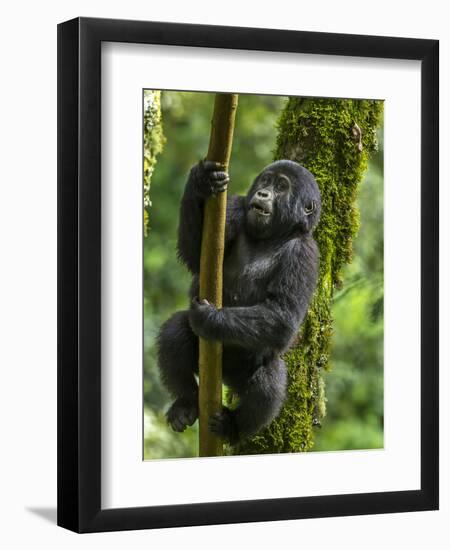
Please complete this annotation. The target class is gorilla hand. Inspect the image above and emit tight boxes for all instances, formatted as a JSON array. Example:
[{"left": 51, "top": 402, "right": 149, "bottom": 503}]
[
  {"left": 188, "top": 296, "right": 220, "bottom": 340},
  {"left": 190, "top": 160, "right": 229, "bottom": 198}
]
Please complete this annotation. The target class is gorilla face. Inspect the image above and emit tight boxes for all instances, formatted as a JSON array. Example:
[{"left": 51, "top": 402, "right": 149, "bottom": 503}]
[{"left": 245, "top": 160, "right": 321, "bottom": 240}]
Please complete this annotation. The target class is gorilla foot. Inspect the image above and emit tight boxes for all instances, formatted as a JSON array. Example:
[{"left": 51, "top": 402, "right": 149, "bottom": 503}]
[
  {"left": 166, "top": 397, "right": 198, "bottom": 433},
  {"left": 208, "top": 407, "right": 239, "bottom": 444}
]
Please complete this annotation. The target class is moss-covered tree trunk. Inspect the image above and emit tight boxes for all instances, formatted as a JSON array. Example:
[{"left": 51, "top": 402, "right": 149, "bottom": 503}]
[
  {"left": 234, "top": 97, "right": 383, "bottom": 455},
  {"left": 143, "top": 90, "right": 165, "bottom": 236}
]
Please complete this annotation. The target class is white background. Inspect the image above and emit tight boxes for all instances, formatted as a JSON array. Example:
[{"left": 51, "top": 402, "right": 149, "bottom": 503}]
[
  {"left": 0, "top": 0, "right": 448, "bottom": 548},
  {"left": 102, "top": 43, "right": 421, "bottom": 508}
]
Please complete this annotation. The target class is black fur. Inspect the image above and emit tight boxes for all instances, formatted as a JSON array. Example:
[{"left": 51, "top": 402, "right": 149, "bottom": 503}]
[{"left": 157, "top": 159, "right": 321, "bottom": 443}]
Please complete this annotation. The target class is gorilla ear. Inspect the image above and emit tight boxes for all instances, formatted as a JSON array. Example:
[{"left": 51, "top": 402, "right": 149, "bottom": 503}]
[{"left": 304, "top": 201, "right": 316, "bottom": 216}]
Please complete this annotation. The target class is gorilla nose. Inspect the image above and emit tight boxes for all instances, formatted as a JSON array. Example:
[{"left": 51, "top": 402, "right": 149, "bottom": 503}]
[{"left": 256, "top": 189, "right": 272, "bottom": 200}]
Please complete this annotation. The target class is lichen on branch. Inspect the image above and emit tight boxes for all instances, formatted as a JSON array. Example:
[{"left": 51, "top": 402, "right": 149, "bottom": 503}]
[{"left": 144, "top": 90, "right": 165, "bottom": 236}]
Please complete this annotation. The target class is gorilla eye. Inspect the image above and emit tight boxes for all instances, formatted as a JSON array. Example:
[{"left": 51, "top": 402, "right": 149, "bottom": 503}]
[
  {"left": 304, "top": 201, "right": 316, "bottom": 216},
  {"left": 275, "top": 175, "right": 290, "bottom": 192}
]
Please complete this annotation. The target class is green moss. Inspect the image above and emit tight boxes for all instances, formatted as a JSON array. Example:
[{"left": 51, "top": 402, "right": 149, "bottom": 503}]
[
  {"left": 144, "top": 90, "right": 165, "bottom": 236},
  {"left": 234, "top": 97, "right": 383, "bottom": 455}
]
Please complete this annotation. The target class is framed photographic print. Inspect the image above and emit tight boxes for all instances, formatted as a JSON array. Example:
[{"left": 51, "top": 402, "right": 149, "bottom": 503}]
[{"left": 57, "top": 17, "right": 439, "bottom": 533}]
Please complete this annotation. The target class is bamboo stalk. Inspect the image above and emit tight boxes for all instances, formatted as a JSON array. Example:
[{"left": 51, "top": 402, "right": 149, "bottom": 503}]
[{"left": 198, "top": 93, "right": 238, "bottom": 457}]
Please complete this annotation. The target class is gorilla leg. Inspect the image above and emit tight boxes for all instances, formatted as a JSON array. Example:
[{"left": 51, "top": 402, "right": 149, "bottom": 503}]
[
  {"left": 157, "top": 310, "right": 199, "bottom": 432},
  {"left": 210, "top": 358, "right": 287, "bottom": 443}
]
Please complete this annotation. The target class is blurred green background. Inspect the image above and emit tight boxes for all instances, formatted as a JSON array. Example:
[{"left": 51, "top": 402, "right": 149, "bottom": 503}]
[{"left": 143, "top": 90, "right": 384, "bottom": 459}]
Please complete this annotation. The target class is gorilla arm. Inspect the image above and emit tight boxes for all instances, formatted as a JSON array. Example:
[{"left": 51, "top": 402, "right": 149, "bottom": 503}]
[
  {"left": 189, "top": 296, "right": 295, "bottom": 352},
  {"left": 177, "top": 160, "right": 245, "bottom": 274},
  {"left": 188, "top": 238, "right": 319, "bottom": 352}
]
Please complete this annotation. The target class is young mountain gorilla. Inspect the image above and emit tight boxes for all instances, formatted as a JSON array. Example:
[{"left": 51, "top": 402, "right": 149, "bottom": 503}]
[{"left": 157, "top": 159, "right": 321, "bottom": 444}]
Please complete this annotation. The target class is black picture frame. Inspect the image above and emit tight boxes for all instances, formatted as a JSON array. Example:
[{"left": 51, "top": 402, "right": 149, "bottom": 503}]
[{"left": 57, "top": 16, "right": 439, "bottom": 533}]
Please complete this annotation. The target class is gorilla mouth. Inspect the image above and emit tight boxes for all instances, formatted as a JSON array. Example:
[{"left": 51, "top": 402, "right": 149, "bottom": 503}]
[{"left": 250, "top": 202, "right": 272, "bottom": 217}]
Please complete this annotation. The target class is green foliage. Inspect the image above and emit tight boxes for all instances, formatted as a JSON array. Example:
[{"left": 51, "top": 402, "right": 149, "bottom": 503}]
[
  {"left": 144, "top": 90, "right": 165, "bottom": 235},
  {"left": 234, "top": 98, "right": 384, "bottom": 455}
]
